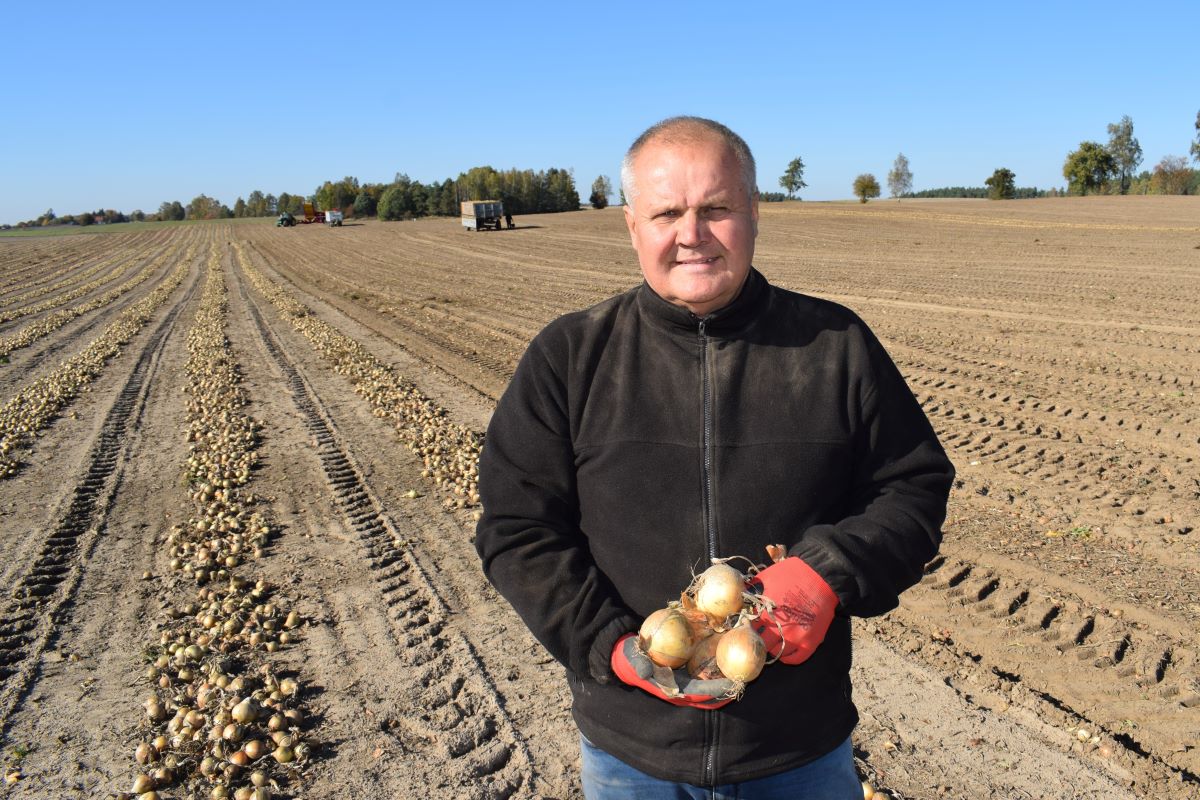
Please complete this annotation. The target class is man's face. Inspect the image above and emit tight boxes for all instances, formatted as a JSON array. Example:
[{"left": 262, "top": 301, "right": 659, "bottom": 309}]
[{"left": 624, "top": 136, "right": 758, "bottom": 317}]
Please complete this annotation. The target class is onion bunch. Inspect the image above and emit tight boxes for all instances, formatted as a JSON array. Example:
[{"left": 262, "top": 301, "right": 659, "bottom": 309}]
[{"left": 636, "top": 551, "right": 783, "bottom": 698}]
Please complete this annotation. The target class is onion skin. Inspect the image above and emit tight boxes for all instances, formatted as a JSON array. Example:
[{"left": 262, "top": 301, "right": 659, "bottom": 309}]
[
  {"left": 638, "top": 608, "right": 694, "bottom": 668},
  {"left": 686, "top": 634, "right": 723, "bottom": 679},
  {"left": 716, "top": 625, "right": 766, "bottom": 683}
]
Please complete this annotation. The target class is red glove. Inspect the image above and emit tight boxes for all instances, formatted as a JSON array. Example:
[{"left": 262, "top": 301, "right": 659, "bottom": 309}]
[
  {"left": 610, "top": 634, "right": 734, "bottom": 709},
  {"left": 748, "top": 557, "right": 838, "bottom": 665}
]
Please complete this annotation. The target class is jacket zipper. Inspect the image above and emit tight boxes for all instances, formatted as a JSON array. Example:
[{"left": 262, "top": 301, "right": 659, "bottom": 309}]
[
  {"left": 699, "top": 319, "right": 716, "bottom": 562},
  {"left": 698, "top": 317, "right": 718, "bottom": 786}
]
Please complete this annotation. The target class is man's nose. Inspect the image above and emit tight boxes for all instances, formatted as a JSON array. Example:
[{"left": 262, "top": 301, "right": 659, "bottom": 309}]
[{"left": 675, "top": 210, "right": 708, "bottom": 247}]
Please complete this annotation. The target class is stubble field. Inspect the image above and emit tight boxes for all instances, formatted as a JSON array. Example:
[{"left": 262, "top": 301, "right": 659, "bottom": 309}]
[{"left": 0, "top": 197, "right": 1197, "bottom": 799}]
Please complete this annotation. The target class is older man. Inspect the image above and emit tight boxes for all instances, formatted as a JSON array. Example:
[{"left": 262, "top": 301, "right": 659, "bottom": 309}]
[{"left": 475, "top": 116, "right": 954, "bottom": 798}]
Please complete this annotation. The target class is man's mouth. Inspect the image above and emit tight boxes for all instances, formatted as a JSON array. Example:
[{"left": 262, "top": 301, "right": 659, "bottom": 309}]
[{"left": 675, "top": 256, "right": 719, "bottom": 266}]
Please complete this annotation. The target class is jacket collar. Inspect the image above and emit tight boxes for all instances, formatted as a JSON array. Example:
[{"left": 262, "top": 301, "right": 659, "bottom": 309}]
[{"left": 636, "top": 267, "right": 769, "bottom": 336}]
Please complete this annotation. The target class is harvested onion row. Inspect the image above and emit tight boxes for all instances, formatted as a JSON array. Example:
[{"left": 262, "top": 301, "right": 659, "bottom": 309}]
[
  {"left": 0, "top": 231, "right": 165, "bottom": 319},
  {"left": 233, "top": 242, "right": 482, "bottom": 514},
  {"left": 0, "top": 251, "right": 194, "bottom": 478},
  {"left": 124, "top": 248, "right": 315, "bottom": 800},
  {"left": 0, "top": 238, "right": 185, "bottom": 359}
]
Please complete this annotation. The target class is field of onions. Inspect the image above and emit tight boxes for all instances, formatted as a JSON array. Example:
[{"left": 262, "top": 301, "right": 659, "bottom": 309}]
[{"left": 0, "top": 198, "right": 1196, "bottom": 799}]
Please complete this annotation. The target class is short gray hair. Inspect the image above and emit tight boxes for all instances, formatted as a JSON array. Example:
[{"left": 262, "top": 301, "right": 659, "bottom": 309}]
[{"left": 620, "top": 116, "right": 757, "bottom": 206}]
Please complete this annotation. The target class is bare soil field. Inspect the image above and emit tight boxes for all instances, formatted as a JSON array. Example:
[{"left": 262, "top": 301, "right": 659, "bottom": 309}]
[{"left": 0, "top": 197, "right": 1197, "bottom": 799}]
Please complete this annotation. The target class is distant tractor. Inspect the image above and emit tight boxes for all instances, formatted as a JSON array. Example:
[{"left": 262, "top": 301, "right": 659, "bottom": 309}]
[
  {"left": 461, "top": 200, "right": 504, "bottom": 231},
  {"left": 276, "top": 212, "right": 296, "bottom": 227},
  {"left": 326, "top": 210, "right": 344, "bottom": 227}
]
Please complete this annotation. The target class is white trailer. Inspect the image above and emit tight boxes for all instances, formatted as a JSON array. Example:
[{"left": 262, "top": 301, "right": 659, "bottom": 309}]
[{"left": 461, "top": 200, "right": 504, "bottom": 231}]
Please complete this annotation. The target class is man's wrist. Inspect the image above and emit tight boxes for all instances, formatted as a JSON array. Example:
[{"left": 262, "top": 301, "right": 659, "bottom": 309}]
[{"left": 588, "top": 615, "right": 641, "bottom": 684}]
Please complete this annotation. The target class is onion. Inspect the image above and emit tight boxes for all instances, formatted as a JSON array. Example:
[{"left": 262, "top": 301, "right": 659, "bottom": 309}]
[
  {"left": 715, "top": 624, "right": 766, "bottom": 683},
  {"left": 136, "top": 742, "right": 157, "bottom": 765},
  {"left": 638, "top": 608, "right": 694, "bottom": 668},
  {"left": 693, "top": 563, "right": 746, "bottom": 621},
  {"left": 145, "top": 699, "right": 168, "bottom": 723},
  {"left": 231, "top": 698, "right": 258, "bottom": 724}
]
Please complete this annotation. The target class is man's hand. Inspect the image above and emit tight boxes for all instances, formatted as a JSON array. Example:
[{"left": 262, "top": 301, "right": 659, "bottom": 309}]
[
  {"left": 748, "top": 556, "right": 838, "bottom": 665},
  {"left": 610, "top": 634, "right": 734, "bottom": 709}
]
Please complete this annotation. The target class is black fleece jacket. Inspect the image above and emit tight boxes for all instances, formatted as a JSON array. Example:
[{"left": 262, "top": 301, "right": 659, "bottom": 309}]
[{"left": 475, "top": 268, "right": 954, "bottom": 785}]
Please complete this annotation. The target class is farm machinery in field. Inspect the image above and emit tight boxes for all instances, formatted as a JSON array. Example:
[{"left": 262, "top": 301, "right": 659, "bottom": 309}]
[
  {"left": 279, "top": 203, "right": 342, "bottom": 227},
  {"left": 461, "top": 200, "right": 512, "bottom": 231},
  {"left": 302, "top": 202, "right": 325, "bottom": 224}
]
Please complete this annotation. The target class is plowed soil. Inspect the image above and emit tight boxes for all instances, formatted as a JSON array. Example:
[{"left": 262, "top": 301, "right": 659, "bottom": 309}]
[{"left": 0, "top": 197, "right": 1197, "bottom": 799}]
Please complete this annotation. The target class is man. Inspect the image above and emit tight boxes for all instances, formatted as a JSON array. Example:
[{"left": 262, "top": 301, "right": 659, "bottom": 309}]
[{"left": 475, "top": 116, "right": 954, "bottom": 798}]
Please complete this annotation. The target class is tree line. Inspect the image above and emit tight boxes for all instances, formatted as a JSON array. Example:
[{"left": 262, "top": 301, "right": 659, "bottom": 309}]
[
  {"left": 902, "top": 185, "right": 1055, "bottom": 200},
  {"left": 15, "top": 208, "right": 148, "bottom": 229},
  {"left": 239, "top": 166, "right": 581, "bottom": 223},
  {"left": 10, "top": 165, "right": 582, "bottom": 229}
]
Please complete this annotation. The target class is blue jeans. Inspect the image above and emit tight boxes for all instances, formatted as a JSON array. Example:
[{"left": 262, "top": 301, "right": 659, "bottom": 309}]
[{"left": 580, "top": 734, "right": 861, "bottom": 799}]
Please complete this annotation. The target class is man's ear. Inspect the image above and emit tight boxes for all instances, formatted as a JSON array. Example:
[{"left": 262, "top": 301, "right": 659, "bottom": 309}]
[{"left": 624, "top": 202, "right": 637, "bottom": 244}]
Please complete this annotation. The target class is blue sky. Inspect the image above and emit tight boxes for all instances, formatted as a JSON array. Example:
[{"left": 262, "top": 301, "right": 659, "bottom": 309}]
[{"left": 2, "top": 1, "right": 1196, "bottom": 224}]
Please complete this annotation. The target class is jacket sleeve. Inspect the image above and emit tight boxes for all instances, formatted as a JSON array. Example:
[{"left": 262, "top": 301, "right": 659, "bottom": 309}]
[
  {"left": 790, "top": 327, "right": 955, "bottom": 618},
  {"left": 474, "top": 334, "right": 640, "bottom": 682}
]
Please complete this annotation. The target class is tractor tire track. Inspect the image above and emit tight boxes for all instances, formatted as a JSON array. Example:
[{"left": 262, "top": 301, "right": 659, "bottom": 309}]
[{"left": 886, "top": 547, "right": 1200, "bottom": 790}]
